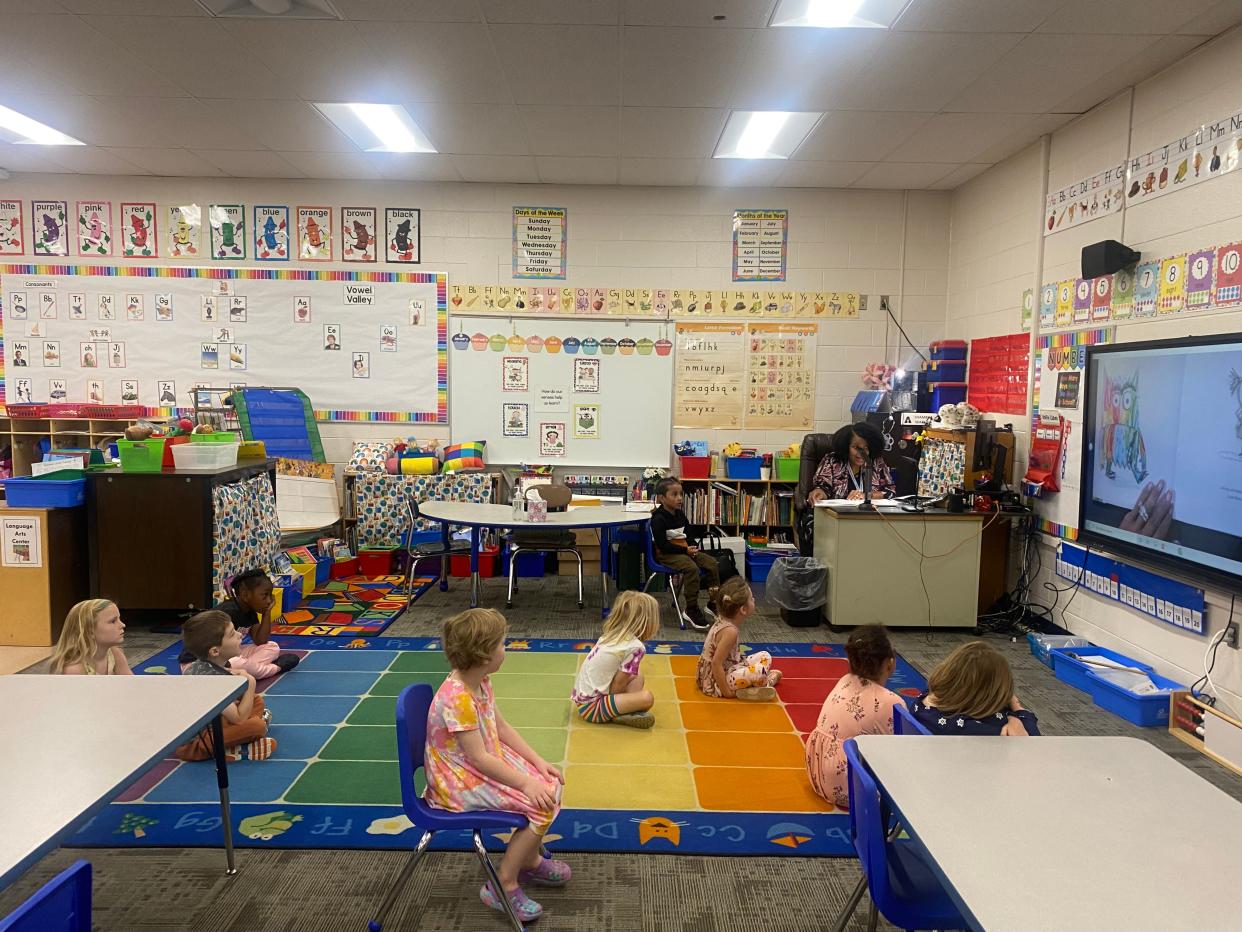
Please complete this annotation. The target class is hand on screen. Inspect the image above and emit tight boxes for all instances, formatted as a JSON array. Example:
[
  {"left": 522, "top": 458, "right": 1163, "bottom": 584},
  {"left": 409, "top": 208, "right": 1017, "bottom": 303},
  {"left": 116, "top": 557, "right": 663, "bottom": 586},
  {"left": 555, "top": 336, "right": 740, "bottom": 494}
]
[{"left": 1119, "top": 480, "right": 1175, "bottom": 540}]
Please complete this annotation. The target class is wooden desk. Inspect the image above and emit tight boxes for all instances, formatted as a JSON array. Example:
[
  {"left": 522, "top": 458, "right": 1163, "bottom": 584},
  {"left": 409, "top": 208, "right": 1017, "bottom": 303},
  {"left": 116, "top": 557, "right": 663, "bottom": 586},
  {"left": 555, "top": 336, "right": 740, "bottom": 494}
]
[
  {"left": 813, "top": 503, "right": 981, "bottom": 628},
  {"left": 0, "top": 504, "right": 88, "bottom": 646},
  {"left": 855, "top": 735, "right": 1242, "bottom": 931}
]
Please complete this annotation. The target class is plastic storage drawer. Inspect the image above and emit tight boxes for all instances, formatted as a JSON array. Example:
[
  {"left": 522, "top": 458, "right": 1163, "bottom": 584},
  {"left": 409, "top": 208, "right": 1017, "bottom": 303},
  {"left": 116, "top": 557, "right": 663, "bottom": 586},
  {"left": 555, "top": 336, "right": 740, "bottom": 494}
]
[
  {"left": 726, "top": 457, "right": 763, "bottom": 480},
  {"left": 929, "top": 340, "right": 968, "bottom": 360},
  {"left": 2, "top": 470, "right": 87, "bottom": 508},
  {"left": 1050, "top": 646, "right": 1154, "bottom": 694},
  {"left": 1087, "top": 670, "right": 1184, "bottom": 727},
  {"left": 171, "top": 442, "right": 240, "bottom": 470},
  {"left": 745, "top": 547, "right": 780, "bottom": 582},
  {"left": 929, "top": 383, "right": 968, "bottom": 407}
]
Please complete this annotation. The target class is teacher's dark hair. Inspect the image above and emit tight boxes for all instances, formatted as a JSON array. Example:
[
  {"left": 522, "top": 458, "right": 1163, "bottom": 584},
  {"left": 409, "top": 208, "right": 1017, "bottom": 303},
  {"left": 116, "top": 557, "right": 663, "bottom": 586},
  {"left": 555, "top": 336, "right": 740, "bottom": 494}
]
[
  {"left": 831, "top": 421, "right": 884, "bottom": 462},
  {"left": 845, "top": 624, "right": 895, "bottom": 681}
]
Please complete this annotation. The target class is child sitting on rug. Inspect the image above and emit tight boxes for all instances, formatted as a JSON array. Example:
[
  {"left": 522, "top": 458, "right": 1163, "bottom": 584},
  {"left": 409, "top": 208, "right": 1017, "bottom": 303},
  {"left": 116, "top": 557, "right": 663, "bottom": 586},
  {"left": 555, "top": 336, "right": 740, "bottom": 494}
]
[
  {"left": 571, "top": 591, "right": 660, "bottom": 729},
  {"left": 696, "top": 577, "right": 783, "bottom": 701},
  {"left": 177, "top": 568, "right": 299, "bottom": 678},
  {"left": 50, "top": 599, "right": 133, "bottom": 675},
  {"left": 174, "top": 610, "right": 277, "bottom": 762},
  {"left": 912, "top": 641, "right": 1041, "bottom": 736},
  {"left": 427, "top": 608, "right": 569, "bottom": 924},
  {"left": 805, "top": 625, "right": 902, "bottom": 808}
]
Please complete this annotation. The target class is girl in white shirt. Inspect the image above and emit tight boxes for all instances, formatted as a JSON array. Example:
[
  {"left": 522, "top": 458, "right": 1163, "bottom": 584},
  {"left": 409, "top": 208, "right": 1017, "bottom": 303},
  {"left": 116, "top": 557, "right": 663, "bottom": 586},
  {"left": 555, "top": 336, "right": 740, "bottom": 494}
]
[{"left": 570, "top": 591, "right": 660, "bottom": 728}]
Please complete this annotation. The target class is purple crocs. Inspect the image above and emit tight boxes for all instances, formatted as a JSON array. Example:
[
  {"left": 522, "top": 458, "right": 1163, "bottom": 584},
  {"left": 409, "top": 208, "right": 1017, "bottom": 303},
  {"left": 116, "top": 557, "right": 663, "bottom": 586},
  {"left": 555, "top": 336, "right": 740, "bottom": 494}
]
[
  {"left": 519, "top": 857, "right": 572, "bottom": 887},
  {"left": 479, "top": 883, "right": 543, "bottom": 922}
]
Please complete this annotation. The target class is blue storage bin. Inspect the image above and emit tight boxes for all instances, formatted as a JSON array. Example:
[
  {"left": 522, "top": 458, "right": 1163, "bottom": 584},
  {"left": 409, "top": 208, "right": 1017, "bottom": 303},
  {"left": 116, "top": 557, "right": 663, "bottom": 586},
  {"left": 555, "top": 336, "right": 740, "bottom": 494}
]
[
  {"left": 1026, "top": 633, "right": 1092, "bottom": 669},
  {"left": 726, "top": 456, "right": 763, "bottom": 480},
  {"left": 3, "top": 470, "right": 87, "bottom": 508},
  {"left": 314, "top": 555, "right": 331, "bottom": 585},
  {"left": 929, "top": 340, "right": 968, "bottom": 360},
  {"left": 1087, "top": 669, "right": 1183, "bottom": 727},
  {"left": 745, "top": 547, "right": 780, "bottom": 583},
  {"left": 929, "top": 382, "right": 968, "bottom": 408},
  {"left": 1050, "top": 646, "right": 1154, "bottom": 694},
  {"left": 501, "top": 548, "right": 547, "bottom": 578},
  {"left": 923, "top": 361, "right": 967, "bottom": 381}
]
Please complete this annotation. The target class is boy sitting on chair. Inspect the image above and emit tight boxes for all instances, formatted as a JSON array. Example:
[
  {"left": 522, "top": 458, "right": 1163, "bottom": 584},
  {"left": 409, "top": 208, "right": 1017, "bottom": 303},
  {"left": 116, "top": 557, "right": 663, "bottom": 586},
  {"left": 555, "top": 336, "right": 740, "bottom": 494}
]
[{"left": 650, "top": 477, "right": 719, "bottom": 629}]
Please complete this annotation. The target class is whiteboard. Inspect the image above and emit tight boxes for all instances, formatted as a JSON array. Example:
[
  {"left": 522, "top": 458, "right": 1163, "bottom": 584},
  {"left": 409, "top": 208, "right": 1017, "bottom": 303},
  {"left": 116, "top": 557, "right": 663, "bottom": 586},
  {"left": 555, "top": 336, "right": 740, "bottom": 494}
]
[
  {"left": 0, "top": 263, "right": 445, "bottom": 422},
  {"left": 449, "top": 315, "right": 673, "bottom": 467}
]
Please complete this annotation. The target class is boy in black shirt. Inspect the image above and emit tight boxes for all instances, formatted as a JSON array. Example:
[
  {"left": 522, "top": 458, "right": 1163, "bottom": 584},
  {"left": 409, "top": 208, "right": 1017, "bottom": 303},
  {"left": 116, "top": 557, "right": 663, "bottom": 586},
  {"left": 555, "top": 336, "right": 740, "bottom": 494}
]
[{"left": 650, "top": 478, "right": 719, "bottom": 629}]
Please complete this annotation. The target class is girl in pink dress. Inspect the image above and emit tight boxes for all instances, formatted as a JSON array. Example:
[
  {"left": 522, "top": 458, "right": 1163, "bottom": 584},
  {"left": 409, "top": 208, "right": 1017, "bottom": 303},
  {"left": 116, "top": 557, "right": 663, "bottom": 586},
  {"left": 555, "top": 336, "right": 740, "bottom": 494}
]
[
  {"left": 425, "top": 608, "right": 568, "bottom": 924},
  {"left": 805, "top": 625, "right": 902, "bottom": 809},
  {"left": 696, "top": 577, "right": 783, "bottom": 700}
]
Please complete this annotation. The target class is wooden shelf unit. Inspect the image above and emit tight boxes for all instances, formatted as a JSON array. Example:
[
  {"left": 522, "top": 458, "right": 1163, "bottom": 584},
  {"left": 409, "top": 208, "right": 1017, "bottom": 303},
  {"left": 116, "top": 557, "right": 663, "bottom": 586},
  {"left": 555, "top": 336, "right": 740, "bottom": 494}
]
[
  {"left": 674, "top": 477, "right": 797, "bottom": 542},
  {"left": 0, "top": 414, "right": 170, "bottom": 479}
]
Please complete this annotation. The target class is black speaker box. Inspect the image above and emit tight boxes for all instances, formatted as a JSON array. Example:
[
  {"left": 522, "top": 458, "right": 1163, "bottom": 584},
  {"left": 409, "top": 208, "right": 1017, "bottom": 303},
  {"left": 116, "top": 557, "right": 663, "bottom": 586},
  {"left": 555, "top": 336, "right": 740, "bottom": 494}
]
[{"left": 1082, "top": 240, "right": 1140, "bottom": 278}]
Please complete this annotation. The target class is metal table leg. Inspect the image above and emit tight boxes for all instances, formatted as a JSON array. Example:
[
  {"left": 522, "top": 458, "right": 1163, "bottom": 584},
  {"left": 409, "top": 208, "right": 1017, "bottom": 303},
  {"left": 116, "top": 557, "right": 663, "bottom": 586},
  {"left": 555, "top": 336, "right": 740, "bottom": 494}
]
[
  {"left": 210, "top": 716, "right": 237, "bottom": 876},
  {"left": 470, "top": 526, "right": 481, "bottom": 607}
]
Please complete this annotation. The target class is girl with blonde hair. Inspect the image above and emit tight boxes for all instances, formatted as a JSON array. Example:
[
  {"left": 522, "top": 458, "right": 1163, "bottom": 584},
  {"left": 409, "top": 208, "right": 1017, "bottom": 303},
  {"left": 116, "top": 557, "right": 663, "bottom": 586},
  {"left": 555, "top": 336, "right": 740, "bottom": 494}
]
[
  {"left": 50, "top": 599, "right": 133, "bottom": 675},
  {"left": 571, "top": 590, "right": 661, "bottom": 728},
  {"left": 911, "top": 641, "right": 1040, "bottom": 736}
]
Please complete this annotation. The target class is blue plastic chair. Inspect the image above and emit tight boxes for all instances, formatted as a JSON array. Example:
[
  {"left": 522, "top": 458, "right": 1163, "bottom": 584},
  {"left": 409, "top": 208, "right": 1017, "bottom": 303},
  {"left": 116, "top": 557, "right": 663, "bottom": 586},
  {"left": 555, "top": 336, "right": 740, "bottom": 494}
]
[
  {"left": 0, "top": 860, "right": 91, "bottom": 932},
  {"left": 368, "top": 684, "right": 529, "bottom": 932},
  {"left": 837, "top": 738, "right": 967, "bottom": 932},
  {"left": 640, "top": 527, "right": 709, "bottom": 631},
  {"left": 893, "top": 700, "right": 934, "bottom": 736}
]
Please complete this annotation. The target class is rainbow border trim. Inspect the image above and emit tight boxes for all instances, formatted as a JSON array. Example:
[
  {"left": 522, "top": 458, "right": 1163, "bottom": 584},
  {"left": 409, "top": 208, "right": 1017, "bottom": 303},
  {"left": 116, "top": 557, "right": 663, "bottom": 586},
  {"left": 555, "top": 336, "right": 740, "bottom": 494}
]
[{"left": 0, "top": 264, "right": 447, "bottom": 423}]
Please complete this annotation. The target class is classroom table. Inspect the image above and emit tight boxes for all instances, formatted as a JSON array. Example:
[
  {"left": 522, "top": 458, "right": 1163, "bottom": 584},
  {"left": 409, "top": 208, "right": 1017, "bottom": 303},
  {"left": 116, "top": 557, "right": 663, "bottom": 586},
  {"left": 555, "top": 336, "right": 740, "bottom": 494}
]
[
  {"left": 0, "top": 675, "right": 246, "bottom": 891},
  {"left": 853, "top": 735, "right": 1242, "bottom": 931},
  {"left": 418, "top": 501, "right": 650, "bottom": 614}
]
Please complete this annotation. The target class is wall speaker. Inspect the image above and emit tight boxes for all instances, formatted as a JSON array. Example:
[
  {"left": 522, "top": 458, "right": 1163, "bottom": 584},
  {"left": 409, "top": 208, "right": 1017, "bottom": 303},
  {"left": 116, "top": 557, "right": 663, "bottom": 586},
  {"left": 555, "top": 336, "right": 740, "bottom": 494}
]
[{"left": 1082, "top": 240, "right": 1141, "bottom": 278}]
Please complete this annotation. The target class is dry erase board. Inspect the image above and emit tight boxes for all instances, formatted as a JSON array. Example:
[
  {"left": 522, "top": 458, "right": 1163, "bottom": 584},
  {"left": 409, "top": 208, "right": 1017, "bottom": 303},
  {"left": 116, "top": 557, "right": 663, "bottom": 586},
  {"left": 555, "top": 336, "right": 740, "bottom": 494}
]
[
  {"left": 448, "top": 315, "right": 673, "bottom": 467},
  {"left": 0, "top": 264, "right": 446, "bottom": 422}
]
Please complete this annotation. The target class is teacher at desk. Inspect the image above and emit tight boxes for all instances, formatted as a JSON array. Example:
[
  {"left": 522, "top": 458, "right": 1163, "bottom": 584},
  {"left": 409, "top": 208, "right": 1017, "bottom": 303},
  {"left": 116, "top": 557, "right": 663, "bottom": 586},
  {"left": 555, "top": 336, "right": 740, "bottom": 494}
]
[{"left": 807, "top": 423, "right": 895, "bottom": 504}]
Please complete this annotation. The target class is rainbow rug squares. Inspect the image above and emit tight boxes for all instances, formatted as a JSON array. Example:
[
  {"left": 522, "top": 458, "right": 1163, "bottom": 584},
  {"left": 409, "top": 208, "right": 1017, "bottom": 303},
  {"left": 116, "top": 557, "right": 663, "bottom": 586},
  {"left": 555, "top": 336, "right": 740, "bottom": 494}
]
[
  {"left": 270, "top": 575, "right": 431, "bottom": 637},
  {"left": 69, "top": 637, "right": 925, "bottom": 858}
]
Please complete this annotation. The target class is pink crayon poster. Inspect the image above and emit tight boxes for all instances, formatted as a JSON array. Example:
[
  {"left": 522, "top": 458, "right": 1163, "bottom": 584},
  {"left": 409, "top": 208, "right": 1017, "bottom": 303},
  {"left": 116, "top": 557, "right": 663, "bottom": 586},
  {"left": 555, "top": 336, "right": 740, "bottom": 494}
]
[
  {"left": 120, "top": 202, "right": 157, "bottom": 258},
  {"left": 76, "top": 200, "right": 113, "bottom": 256},
  {"left": 0, "top": 200, "right": 24, "bottom": 255},
  {"left": 253, "top": 205, "right": 289, "bottom": 261}
]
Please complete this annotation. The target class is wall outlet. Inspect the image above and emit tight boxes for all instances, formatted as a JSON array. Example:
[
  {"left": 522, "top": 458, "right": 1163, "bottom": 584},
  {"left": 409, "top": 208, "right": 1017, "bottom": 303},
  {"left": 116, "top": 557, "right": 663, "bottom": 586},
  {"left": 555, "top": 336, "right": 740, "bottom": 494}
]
[{"left": 1225, "top": 622, "right": 1240, "bottom": 650}]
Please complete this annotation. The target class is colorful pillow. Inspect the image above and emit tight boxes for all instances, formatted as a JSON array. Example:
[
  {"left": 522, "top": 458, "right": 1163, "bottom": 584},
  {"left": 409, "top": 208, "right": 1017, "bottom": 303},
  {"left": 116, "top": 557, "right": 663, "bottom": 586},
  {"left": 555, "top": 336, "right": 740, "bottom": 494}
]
[
  {"left": 347, "top": 441, "right": 394, "bottom": 473},
  {"left": 397, "top": 452, "right": 440, "bottom": 475},
  {"left": 442, "top": 441, "right": 486, "bottom": 473}
]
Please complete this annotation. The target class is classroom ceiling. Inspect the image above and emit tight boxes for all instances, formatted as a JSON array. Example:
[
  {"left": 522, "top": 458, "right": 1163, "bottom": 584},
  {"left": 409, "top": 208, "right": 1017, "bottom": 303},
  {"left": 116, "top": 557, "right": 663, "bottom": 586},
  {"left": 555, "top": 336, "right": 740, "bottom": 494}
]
[{"left": 0, "top": 0, "right": 1240, "bottom": 189}]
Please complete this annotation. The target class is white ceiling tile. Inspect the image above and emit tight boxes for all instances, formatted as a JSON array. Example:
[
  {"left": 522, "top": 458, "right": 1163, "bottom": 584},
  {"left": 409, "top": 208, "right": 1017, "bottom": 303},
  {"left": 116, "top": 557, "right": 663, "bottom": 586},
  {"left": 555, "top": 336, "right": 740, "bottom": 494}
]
[
  {"left": 519, "top": 107, "right": 619, "bottom": 157},
  {"left": 196, "top": 149, "right": 308, "bottom": 179},
  {"left": 99, "top": 147, "right": 227, "bottom": 177},
  {"left": 726, "top": 27, "right": 888, "bottom": 111},
  {"left": 928, "top": 163, "right": 993, "bottom": 189},
  {"left": 623, "top": 0, "right": 776, "bottom": 27},
  {"left": 621, "top": 108, "right": 726, "bottom": 158},
  {"left": 198, "top": 99, "right": 354, "bottom": 153},
  {"left": 775, "top": 161, "right": 872, "bottom": 187},
  {"left": 622, "top": 26, "right": 753, "bottom": 108},
  {"left": 794, "top": 111, "right": 932, "bottom": 162},
  {"left": 491, "top": 25, "right": 621, "bottom": 105},
  {"left": 619, "top": 157, "right": 703, "bottom": 185},
  {"left": 352, "top": 22, "right": 513, "bottom": 103},
  {"left": 1051, "top": 34, "right": 1208, "bottom": 112},
  {"left": 1037, "top": 0, "right": 1221, "bottom": 35},
  {"left": 893, "top": 0, "right": 1065, "bottom": 33},
  {"left": 833, "top": 31, "right": 1025, "bottom": 112},
  {"left": 0, "top": 142, "right": 72, "bottom": 174},
  {"left": 453, "top": 154, "right": 540, "bottom": 182},
  {"left": 94, "top": 97, "right": 261, "bottom": 150},
  {"left": 32, "top": 147, "right": 149, "bottom": 175},
  {"left": 480, "top": 0, "right": 619, "bottom": 24},
  {"left": 0, "top": 0, "right": 70, "bottom": 11},
  {"left": 947, "top": 34, "right": 1159, "bottom": 113},
  {"left": 971, "top": 112, "right": 1076, "bottom": 163},
  {"left": 280, "top": 150, "right": 383, "bottom": 179},
  {"left": 80, "top": 15, "right": 299, "bottom": 100},
  {"left": 893, "top": 112, "right": 1037, "bottom": 163},
  {"left": 60, "top": 0, "right": 204, "bottom": 13},
  {"left": 852, "top": 162, "right": 958, "bottom": 188},
  {"left": 368, "top": 152, "right": 463, "bottom": 181},
  {"left": 406, "top": 103, "right": 530, "bottom": 155},
  {"left": 0, "top": 50, "right": 85, "bottom": 98},
  {"left": 1176, "top": 0, "right": 1242, "bottom": 34},
  {"left": 334, "top": 0, "right": 482, "bottom": 21},
  {"left": 536, "top": 156, "right": 619, "bottom": 184},
  {"left": 697, "top": 159, "right": 785, "bottom": 187}
]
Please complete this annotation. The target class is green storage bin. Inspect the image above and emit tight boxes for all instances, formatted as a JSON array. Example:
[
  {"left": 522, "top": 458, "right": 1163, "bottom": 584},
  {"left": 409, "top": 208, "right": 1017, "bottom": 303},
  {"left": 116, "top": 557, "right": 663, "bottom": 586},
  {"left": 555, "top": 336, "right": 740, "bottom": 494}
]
[
  {"left": 775, "top": 456, "right": 800, "bottom": 481},
  {"left": 190, "top": 431, "right": 238, "bottom": 444},
  {"left": 118, "top": 438, "right": 167, "bottom": 473}
]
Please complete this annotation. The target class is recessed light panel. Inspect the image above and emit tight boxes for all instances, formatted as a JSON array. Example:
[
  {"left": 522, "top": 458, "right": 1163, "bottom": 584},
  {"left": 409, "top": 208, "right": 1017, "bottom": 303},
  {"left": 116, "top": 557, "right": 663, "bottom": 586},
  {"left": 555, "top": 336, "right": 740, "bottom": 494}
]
[
  {"left": 314, "top": 103, "right": 437, "bottom": 153},
  {"left": 0, "top": 104, "right": 84, "bottom": 146},
  {"left": 713, "top": 111, "right": 822, "bottom": 160},
  {"left": 770, "top": 0, "right": 907, "bottom": 28}
]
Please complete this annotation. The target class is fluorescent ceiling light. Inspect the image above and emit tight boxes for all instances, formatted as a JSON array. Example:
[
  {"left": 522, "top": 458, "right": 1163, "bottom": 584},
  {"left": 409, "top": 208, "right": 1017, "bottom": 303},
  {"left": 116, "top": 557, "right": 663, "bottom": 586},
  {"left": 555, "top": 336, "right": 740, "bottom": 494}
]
[
  {"left": 314, "top": 102, "right": 436, "bottom": 153},
  {"left": 0, "top": 104, "right": 84, "bottom": 145},
  {"left": 714, "top": 111, "right": 822, "bottom": 160},
  {"left": 770, "top": 0, "right": 907, "bottom": 28}
]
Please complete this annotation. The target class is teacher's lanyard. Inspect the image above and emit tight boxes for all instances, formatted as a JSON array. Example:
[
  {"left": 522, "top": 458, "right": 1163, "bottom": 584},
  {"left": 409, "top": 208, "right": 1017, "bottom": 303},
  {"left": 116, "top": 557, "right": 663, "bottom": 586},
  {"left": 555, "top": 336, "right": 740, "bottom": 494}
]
[{"left": 848, "top": 467, "right": 864, "bottom": 493}]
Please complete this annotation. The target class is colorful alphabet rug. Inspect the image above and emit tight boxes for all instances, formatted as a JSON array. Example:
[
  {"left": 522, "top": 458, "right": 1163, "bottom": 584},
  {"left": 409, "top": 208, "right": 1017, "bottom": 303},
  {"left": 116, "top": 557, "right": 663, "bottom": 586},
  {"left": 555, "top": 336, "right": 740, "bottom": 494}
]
[{"left": 269, "top": 576, "right": 432, "bottom": 637}]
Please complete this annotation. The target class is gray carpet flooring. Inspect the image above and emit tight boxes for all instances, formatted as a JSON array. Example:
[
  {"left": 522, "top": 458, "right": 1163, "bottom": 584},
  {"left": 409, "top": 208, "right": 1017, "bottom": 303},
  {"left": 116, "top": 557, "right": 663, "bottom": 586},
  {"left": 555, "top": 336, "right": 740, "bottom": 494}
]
[{"left": 6, "top": 574, "right": 1241, "bottom": 931}]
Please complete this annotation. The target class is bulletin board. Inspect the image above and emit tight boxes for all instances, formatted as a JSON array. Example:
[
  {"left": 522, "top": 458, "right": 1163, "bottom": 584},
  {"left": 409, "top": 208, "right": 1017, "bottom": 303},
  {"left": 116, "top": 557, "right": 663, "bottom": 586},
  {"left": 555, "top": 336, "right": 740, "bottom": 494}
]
[
  {"left": 0, "top": 264, "right": 446, "bottom": 422},
  {"left": 448, "top": 315, "right": 674, "bottom": 467}
]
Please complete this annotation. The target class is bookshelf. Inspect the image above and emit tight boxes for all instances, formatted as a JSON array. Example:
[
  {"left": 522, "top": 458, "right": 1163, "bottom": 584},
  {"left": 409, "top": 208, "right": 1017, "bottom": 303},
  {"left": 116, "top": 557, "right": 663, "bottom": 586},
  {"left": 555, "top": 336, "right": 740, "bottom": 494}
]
[
  {"left": 676, "top": 477, "right": 797, "bottom": 543},
  {"left": 0, "top": 414, "right": 170, "bottom": 480}
]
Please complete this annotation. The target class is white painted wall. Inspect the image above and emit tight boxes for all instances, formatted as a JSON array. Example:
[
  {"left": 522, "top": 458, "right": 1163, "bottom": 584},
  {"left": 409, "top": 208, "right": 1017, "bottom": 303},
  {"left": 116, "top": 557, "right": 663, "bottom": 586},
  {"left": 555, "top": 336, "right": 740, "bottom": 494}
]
[
  {"left": 0, "top": 175, "right": 948, "bottom": 467},
  {"left": 948, "top": 27, "right": 1242, "bottom": 708}
]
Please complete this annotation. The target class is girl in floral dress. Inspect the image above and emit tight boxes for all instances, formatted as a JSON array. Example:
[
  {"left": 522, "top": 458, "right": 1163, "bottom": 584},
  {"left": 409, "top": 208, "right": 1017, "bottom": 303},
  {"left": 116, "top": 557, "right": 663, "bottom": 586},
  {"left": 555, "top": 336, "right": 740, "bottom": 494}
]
[
  {"left": 696, "top": 577, "right": 783, "bottom": 700},
  {"left": 805, "top": 625, "right": 903, "bottom": 809},
  {"left": 425, "top": 608, "right": 569, "bottom": 923}
]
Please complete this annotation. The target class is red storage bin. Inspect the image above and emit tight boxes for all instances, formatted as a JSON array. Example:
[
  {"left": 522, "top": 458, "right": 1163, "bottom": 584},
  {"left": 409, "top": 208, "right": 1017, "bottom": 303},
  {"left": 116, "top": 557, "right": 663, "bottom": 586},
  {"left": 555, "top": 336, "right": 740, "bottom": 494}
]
[
  {"left": 331, "top": 556, "right": 360, "bottom": 578},
  {"left": 451, "top": 546, "right": 498, "bottom": 578},
  {"left": 162, "top": 434, "right": 189, "bottom": 468},
  {"left": 357, "top": 548, "right": 395, "bottom": 576},
  {"left": 678, "top": 456, "right": 711, "bottom": 479}
]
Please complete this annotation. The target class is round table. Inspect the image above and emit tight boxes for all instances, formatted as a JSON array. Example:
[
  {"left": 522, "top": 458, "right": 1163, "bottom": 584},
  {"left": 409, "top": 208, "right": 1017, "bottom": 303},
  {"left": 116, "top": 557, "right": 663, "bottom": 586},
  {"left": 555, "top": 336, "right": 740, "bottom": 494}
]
[{"left": 417, "top": 501, "right": 652, "bottom": 614}]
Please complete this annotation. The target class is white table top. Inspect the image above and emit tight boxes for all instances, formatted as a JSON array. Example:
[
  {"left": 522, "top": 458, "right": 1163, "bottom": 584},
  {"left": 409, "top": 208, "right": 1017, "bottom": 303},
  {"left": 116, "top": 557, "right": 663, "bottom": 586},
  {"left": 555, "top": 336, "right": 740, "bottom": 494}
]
[
  {"left": 855, "top": 735, "right": 1242, "bottom": 931},
  {"left": 420, "top": 500, "right": 650, "bottom": 530},
  {"left": 0, "top": 675, "right": 244, "bottom": 889}
]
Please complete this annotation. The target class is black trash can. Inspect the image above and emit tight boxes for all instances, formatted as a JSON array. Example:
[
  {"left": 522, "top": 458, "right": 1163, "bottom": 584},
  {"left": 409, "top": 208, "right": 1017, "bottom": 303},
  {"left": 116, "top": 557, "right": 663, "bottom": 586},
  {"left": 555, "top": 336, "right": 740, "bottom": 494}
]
[{"left": 767, "top": 556, "right": 827, "bottom": 628}]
